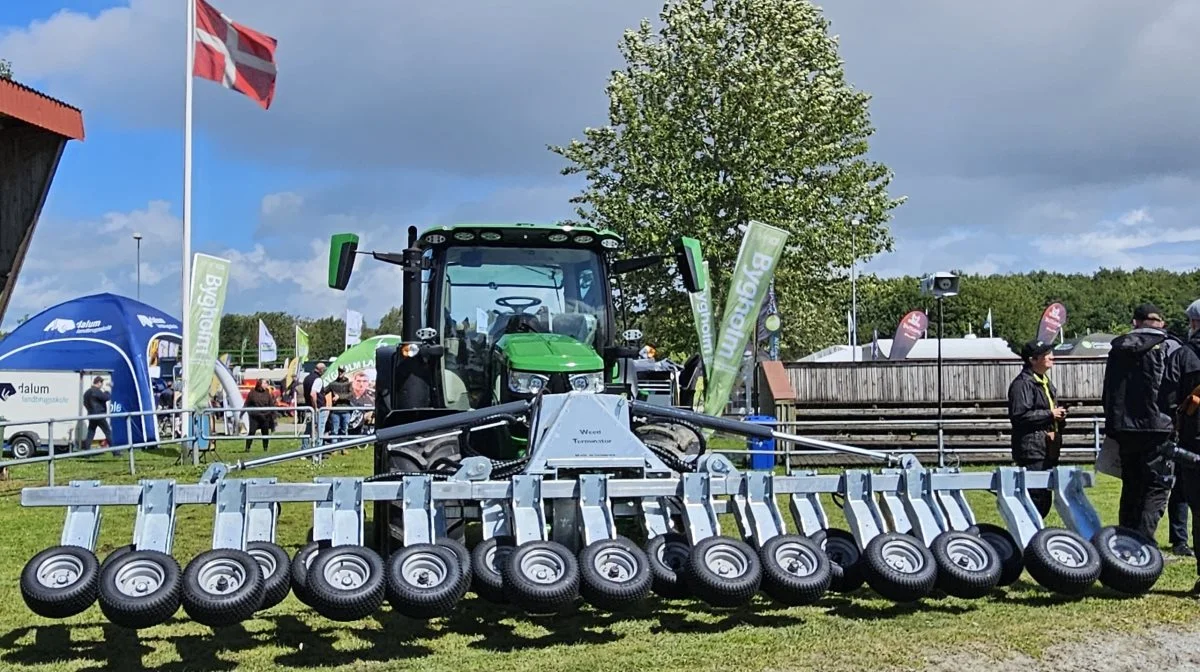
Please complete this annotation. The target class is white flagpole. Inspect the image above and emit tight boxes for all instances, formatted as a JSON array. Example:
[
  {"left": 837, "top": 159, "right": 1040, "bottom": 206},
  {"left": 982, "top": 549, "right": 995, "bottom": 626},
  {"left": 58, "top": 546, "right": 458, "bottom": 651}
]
[{"left": 182, "top": 0, "right": 196, "bottom": 465}]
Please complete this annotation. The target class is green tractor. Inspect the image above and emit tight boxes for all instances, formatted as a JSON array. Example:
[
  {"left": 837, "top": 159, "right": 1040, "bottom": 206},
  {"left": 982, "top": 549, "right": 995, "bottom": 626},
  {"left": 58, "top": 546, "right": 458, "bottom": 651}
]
[{"left": 328, "top": 222, "right": 707, "bottom": 553}]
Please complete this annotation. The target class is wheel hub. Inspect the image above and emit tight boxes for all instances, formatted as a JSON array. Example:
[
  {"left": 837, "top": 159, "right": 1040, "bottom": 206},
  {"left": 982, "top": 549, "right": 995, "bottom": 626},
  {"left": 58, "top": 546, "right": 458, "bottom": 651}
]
[
  {"left": 324, "top": 553, "right": 370, "bottom": 591},
  {"left": 114, "top": 559, "right": 166, "bottom": 597},
  {"left": 593, "top": 546, "right": 638, "bottom": 583},
  {"left": 703, "top": 543, "right": 749, "bottom": 579},
  {"left": 519, "top": 548, "right": 566, "bottom": 585},
  {"left": 400, "top": 551, "right": 449, "bottom": 588},
  {"left": 1106, "top": 533, "right": 1152, "bottom": 567},
  {"left": 946, "top": 538, "right": 990, "bottom": 572},
  {"left": 881, "top": 539, "right": 924, "bottom": 574},
  {"left": 197, "top": 557, "right": 248, "bottom": 595},
  {"left": 771, "top": 541, "right": 819, "bottom": 577},
  {"left": 1046, "top": 535, "right": 1089, "bottom": 568},
  {"left": 38, "top": 554, "right": 84, "bottom": 589}
]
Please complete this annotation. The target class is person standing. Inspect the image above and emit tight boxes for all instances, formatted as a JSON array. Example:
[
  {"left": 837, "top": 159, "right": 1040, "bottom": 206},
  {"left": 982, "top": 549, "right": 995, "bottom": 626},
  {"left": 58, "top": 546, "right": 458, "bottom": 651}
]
[
  {"left": 81, "top": 376, "right": 112, "bottom": 454},
  {"left": 302, "top": 362, "right": 327, "bottom": 448},
  {"left": 1008, "top": 339, "right": 1066, "bottom": 517},
  {"left": 1103, "top": 303, "right": 1200, "bottom": 543},
  {"left": 328, "top": 367, "right": 352, "bottom": 442},
  {"left": 243, "top": 379, "right": 275, "bottom": 452},
  {"left": 1172, "top": 299, "right": 1200, "bottom": 590}
]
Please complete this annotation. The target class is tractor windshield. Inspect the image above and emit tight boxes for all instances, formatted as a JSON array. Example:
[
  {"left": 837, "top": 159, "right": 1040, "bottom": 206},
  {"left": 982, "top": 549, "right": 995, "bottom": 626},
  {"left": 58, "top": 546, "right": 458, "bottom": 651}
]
[
  {"left": 441, "top": 246, "right": 606, "bottom": 344},
  {"left": 440, "top": 245, "right": 608, "bottom": 407}
]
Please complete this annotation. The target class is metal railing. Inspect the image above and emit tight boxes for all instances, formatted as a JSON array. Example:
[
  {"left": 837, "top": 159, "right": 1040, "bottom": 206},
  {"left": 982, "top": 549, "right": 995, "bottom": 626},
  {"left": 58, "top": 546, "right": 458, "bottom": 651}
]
[{"left": 0, "top": 408, "right": 192, "bottom": 484}]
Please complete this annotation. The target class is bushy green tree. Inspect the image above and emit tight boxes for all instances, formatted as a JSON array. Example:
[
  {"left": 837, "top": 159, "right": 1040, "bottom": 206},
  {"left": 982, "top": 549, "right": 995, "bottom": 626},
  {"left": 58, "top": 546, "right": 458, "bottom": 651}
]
[{"left": 551, "top": 0, "right": 903, "bottom": 360}]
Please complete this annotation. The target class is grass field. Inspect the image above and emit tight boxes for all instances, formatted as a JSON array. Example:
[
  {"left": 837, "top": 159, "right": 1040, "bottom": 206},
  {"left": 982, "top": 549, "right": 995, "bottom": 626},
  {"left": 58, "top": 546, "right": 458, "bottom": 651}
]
[{"left": 1, "top": 442, "right": 1198, "bottom": 672}]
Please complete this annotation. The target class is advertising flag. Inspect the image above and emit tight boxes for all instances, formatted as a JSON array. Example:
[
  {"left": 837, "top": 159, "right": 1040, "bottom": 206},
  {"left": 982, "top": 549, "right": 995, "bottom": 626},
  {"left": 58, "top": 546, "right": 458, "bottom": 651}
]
[
  {"left": 185, "top": 253, "right": 230, "bottom": 409},
  {"left": 1037, "top": 302, "right": 1067, "bottom": 344},
  {"left": 258, "top": 319, "right": 277, "bottom": 363},
  {"left": 889, "top": 310, "right": 928, "bottom": 361},
  {"left": 703, "top": 220, "right": 790, "bottom": 417},
  {"left": 345, "top": 309, "right": 363, "bottom": 348}
]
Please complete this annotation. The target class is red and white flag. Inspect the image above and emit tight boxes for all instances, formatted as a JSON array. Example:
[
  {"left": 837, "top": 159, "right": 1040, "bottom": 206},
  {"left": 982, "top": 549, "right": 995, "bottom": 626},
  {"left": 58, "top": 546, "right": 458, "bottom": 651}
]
[{"left": 193, "top": 0, "right": 277, "bottom": 109}]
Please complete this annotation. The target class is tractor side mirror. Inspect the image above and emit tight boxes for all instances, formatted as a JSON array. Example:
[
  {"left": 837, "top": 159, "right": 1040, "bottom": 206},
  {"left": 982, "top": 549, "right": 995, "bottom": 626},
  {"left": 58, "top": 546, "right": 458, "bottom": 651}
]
[
  {"left": 673, "top": 236, "right": 706, "bottom": 293},
  {"left": 328, "top": 233, "right": 360, "bottom": 290}
]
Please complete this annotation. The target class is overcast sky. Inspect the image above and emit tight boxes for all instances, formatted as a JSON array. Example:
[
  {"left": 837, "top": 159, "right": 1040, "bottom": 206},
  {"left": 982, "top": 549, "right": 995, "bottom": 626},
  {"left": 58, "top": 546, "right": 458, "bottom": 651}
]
[{"left": 2, "top": 0, "right": 1199, "bottom": 329}]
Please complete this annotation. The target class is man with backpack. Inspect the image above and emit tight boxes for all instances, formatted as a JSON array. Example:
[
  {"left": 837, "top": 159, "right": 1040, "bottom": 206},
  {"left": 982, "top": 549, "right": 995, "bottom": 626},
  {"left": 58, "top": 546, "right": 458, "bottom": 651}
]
[{"left": 1103, "top": 303, "right": 1200, "bottom": 543}]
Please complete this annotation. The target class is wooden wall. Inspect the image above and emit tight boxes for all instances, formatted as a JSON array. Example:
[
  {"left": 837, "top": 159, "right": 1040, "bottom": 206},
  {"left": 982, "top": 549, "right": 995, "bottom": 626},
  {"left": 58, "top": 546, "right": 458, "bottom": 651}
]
[{"left": 783, "top": 357, "right": 1107, "bottom": 406}]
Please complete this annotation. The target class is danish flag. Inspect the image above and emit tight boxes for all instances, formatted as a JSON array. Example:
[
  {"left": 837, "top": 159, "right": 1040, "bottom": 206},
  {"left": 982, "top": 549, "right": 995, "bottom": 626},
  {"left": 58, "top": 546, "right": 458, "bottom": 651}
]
[{"left": 193, "top": 0, "right": 278, "bottom": 109}]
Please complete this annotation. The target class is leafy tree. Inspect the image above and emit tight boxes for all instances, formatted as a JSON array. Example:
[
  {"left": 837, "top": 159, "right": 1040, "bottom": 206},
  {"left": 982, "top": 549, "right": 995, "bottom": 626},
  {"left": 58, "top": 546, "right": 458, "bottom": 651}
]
[
  {"left": 301, "top": 316, "right": 345, "bottom": 360},
  {"left": 376, "top": 307, "right": 404, "bottom": 336},
  {"left": 550, "top": 0, "right": 903, "bottom": 360},
  {"left": 0, "top": 59, "right": 11, "bottom": 80}
]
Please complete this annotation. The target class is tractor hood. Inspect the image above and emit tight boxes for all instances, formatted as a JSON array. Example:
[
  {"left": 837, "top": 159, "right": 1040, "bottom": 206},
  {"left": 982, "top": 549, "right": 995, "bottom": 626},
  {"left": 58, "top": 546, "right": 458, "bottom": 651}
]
[{"left": 496, "top": 333, "right": 604, "bottom": 373}]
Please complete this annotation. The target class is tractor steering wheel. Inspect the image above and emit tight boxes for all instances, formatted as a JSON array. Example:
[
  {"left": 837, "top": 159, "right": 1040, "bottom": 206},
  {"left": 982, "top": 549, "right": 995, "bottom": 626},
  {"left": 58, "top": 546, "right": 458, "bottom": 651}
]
[{"left": 495, "top": 296, "right": 542, "bottom": 314}]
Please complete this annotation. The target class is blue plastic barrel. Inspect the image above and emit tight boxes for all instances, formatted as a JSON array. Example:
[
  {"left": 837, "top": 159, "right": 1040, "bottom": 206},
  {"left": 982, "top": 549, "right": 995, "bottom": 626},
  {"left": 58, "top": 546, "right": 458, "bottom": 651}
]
[{"left": 744, "top": 415, "right": 776, "bottom": 471}]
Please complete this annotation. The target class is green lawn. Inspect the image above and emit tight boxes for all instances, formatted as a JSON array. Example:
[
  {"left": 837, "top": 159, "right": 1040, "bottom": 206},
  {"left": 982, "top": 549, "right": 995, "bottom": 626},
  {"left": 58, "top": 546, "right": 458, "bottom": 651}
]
[{"left": 1, "top": 442, "right": 1197, "bottom": 672}]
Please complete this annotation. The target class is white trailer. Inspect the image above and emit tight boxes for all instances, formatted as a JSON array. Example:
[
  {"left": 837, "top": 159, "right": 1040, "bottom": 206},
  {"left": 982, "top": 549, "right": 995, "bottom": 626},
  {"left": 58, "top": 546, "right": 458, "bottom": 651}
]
[{"left": 0, "top": 370, "right": 112, "bottom": 459}]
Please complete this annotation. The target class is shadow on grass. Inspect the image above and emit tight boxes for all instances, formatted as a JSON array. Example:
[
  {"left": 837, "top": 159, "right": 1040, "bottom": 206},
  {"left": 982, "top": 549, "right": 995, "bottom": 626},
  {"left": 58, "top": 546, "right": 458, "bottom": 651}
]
[{"left": 0, "top": 623, "right": 151, "bottom": 671}]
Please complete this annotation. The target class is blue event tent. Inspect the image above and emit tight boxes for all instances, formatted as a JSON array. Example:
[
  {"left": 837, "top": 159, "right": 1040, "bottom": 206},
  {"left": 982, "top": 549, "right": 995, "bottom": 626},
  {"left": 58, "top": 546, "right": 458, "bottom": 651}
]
[{"left": 0, "top": 293, "right": 182, "bottom": 446}]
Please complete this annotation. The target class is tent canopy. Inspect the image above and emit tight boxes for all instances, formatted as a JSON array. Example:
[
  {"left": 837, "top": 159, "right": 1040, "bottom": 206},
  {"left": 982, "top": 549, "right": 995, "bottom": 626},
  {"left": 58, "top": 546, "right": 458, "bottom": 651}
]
[
  {"left": 0, "top": 293, "right": 181, "bottom": 445},
  {"left": 1053, "top": 332, "right": 1117, "bottom": 357}
]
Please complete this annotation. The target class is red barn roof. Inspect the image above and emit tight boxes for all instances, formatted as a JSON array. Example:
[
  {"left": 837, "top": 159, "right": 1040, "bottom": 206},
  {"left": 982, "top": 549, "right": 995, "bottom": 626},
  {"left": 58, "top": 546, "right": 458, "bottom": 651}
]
[{"left": 0, "top": 77, "right": 85, "bottom": 140}]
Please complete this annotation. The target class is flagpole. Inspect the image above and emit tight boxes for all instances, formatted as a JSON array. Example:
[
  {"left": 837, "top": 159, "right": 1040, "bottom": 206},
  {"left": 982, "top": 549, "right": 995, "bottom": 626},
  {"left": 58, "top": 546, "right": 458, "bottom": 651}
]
[{"left": 182, "top": 0, "right": 196, "bottom": 465}]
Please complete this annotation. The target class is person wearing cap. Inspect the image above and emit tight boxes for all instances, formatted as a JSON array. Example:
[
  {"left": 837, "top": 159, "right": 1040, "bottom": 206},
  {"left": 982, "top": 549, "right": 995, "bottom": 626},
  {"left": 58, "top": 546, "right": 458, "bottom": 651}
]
[
  {"left": 1102, "top": 302, "right": 1200, "bottom": 544},
  {"left": 1007, "top": 339, "right": 1065, "bottom": 517}
]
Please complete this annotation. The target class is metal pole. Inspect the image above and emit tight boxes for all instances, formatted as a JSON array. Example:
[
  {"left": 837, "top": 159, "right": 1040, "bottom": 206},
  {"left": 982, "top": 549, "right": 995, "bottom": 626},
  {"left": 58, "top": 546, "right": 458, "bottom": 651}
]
[
  {"left": 183, "top": 0, "right": 197, "bottom": 467},
  {"left": 851, "top": 218, "right": 857, "bottom": 363},
  {"left": 133, "top": 233, "right": 142, "bottom": 300},
  {"left": 937, "top": 297, "right": 945, "bottom": 468}
]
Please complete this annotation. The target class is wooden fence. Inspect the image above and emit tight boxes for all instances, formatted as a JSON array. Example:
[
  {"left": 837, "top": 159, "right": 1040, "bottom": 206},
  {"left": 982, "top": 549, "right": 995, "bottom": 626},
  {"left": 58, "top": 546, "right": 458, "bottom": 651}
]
[{"left": 783, "top": 357, "right": 1107, "bottom": 406}]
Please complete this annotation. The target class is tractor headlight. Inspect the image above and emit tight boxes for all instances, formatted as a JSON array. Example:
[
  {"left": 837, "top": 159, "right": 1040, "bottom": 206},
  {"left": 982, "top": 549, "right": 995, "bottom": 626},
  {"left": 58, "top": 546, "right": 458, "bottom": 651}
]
[
  {"left": 508, "top": 371, "right": 550, "bottom": 394},
  {"left": 569, "top": 372, "right": 606, "bottom": 393}
]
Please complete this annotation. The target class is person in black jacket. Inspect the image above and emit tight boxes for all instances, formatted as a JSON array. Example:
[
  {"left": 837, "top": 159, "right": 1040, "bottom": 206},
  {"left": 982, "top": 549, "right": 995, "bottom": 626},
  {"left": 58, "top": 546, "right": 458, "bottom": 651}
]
[
  {"left": 1008, "top": 339, "right": 1066, "bottom": 517},
  {"left": 1172, "top": 299, "right": 1200, "bottom": 589},
  {"left": 1103, "top": 303, "right": 1200, "bottom": 542}
]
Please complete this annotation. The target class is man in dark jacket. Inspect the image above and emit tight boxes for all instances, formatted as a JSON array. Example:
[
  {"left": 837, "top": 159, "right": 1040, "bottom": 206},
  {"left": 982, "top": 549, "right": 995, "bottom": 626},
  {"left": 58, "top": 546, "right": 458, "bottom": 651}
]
[
  {"left": 1172, "top": 299, "right": 1200, "bottom": 589},
  {"left": 82, "top": 376, "right": 112, "bottom": 454},
  {"left": 1103, "top": 303, "right": 1200, "bottom": 542},
  {"left": 1008, "top": 339, "right": 1066, "bottom": 517}
]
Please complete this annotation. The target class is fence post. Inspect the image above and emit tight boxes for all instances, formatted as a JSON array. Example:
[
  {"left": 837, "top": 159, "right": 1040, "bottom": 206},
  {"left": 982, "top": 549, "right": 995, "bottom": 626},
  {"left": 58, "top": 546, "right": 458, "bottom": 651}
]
[
  {"left": 127, "top": 413, "right": 136, "bottom": 475},
  {"left": 1093, "top": 417, "right": 1101, "bottom": 461}
]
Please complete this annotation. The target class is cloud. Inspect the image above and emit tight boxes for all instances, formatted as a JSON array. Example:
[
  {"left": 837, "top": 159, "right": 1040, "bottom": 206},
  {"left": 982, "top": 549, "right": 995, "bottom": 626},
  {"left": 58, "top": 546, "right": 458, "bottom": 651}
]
[{"left": 6, "top": 0, "right": 1200, "bottom": 323}]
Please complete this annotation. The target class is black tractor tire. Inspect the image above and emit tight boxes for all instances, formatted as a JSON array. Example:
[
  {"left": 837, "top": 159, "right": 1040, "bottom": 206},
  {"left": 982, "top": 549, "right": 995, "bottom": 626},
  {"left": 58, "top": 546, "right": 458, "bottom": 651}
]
[
  {"left": 385, "top": 543, "right": 464, "bottom": 619},
  {"left": 975, "top": 523, "right": 1024, "bottom": 586},
  {"left": 809, "top": 528, "right": 865, "bottom": 593},
  {"left": 97, "top": 549, "right": 182, "bottom": 629},
  {"left": 290, "top": 540, "right": 325, "bottom": 606},
  {"left": 634, "top": 422, "right": 702, "bottom": 459},
  {"left": 471, "top": 535, "right": 517, "bottom": 604},
  {"left": 578, "top": 536, "right": 653, "bottom": 611},
  {"left": 1091, "top": 526, "right": 1163, "bottom": 596},
  {"left": 387, "top": 436, "right": 466, "bottom": 544},
  {"left": 102, "top": 544, "right": 135, "bottom": 569},
  {"left": 930, "top": 530, "right": 1002, "bottom": 599},
  {"left": 861, "top": 532, "right": 938, "bottom": 603},
  {"left": 501, "top": 540, "right": 581, "bottom": 615},
  {"left": 181, "top": 548, "right": 266, "bottom": 627},
  {"left": 687, "top": 536, "right": 762, "bottom": 608},
  {"left": 437, "top": 537, "right": 473, "bottom": 599},
  {"left": 305, "top": 545, "right": 387, "bottom": 622},
  {"left": 645, "top": 533, "right": 691, "bottom": 599},
  {"left": 20, "top": 545, "right": 101, "bottom": 619},
  {"left": 1024, "top": 527, "right": 1101, "bottom": 596},
  {"left": 758, "top": 534, "right": 832, "bottom": 606},
  {"left": 10, "top": 435, "right": 36, "bottom": 459},
  {"left": 246, "top": 541, "right": 292, "bottom": 611}
]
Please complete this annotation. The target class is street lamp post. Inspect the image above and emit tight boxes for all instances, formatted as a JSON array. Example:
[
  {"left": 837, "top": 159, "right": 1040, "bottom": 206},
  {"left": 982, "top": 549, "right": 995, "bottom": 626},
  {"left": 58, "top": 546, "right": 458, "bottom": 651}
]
[
  {"left": 133, "top": 233, "right": 143, "bottom": 300},
  {"left": 919, "top": 271, "right": 960, "bottom": 467},
  {"left": 850, "top": 218, "right": 858, "bottom": 362}
]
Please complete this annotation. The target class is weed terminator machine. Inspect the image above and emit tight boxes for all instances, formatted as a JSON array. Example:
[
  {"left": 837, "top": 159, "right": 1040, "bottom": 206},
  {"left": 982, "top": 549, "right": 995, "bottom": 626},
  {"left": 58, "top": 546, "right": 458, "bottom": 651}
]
[{"left": 19, "top": 224, "right": 1163, "bottom": 629}]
